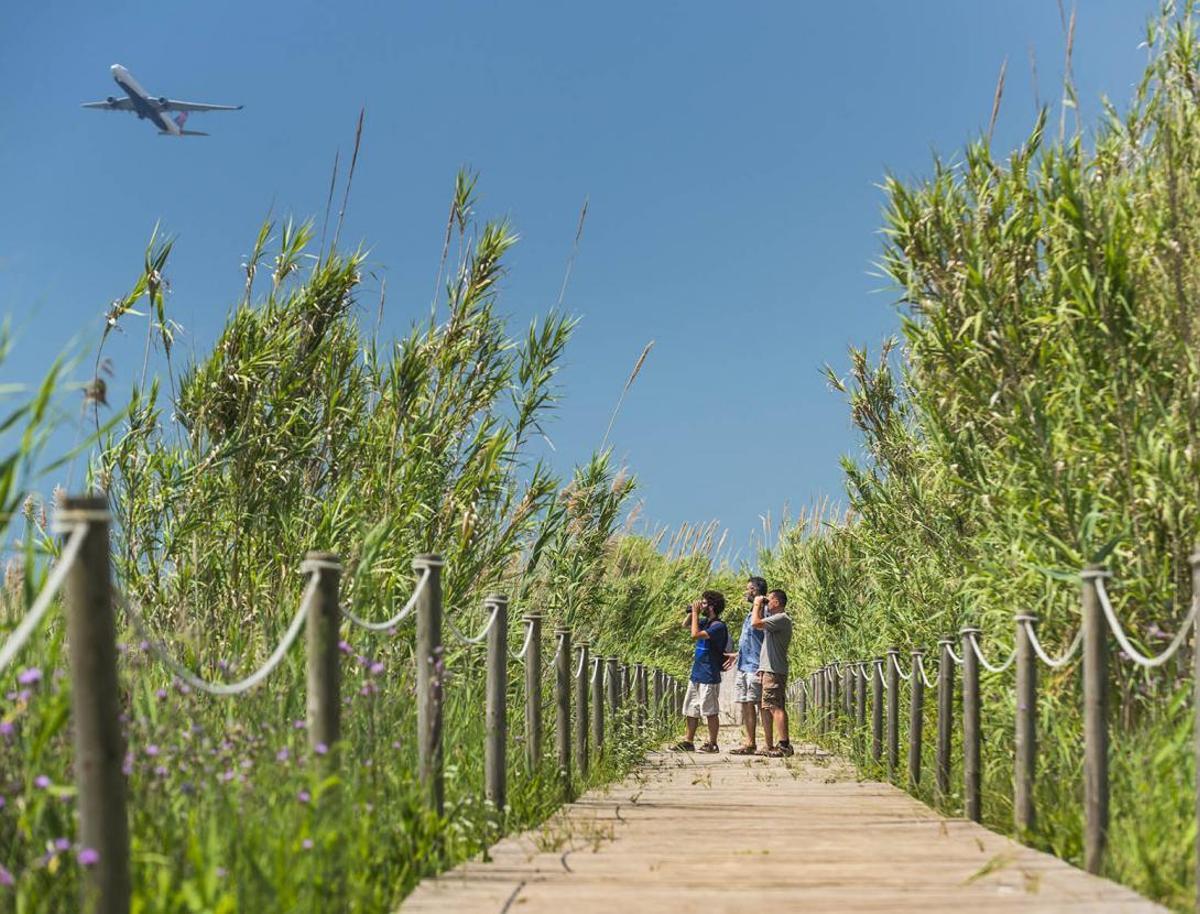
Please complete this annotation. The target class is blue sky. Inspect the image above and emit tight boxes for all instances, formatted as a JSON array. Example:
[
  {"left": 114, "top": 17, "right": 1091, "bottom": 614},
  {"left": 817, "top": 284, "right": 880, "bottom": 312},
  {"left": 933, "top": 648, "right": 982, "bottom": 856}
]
[{"left": 0, "top": 1, "right": 1155, "bottom": 562}]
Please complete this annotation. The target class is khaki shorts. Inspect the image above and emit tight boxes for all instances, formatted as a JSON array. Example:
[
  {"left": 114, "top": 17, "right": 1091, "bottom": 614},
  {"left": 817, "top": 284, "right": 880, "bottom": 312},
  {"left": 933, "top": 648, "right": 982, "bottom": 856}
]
[
  {"left": 761, "top": 671, "right": 787, "bottom": 710},
  {"left": 683, "top": 680, "right": 721, "bottom": 718}
]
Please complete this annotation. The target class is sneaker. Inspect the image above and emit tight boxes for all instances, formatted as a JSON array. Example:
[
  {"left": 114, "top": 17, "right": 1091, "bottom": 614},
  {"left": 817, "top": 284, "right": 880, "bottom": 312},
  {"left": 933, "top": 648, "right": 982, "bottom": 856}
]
[
  {"left": 670, "top": 741, "right": 696, "bottom": 752},
  {"left": 778, "top": 741, "right": 795, "bottom": 757},
  {"left": 697, "top": 743, "right": 720, "bottom": 753}
]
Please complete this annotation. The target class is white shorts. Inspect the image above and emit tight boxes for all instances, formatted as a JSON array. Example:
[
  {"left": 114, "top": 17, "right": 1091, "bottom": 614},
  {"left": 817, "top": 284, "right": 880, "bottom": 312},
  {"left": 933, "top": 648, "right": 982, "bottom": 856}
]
[
  {"left": 733, "top": 670, "right": 762, "bottom": 704},
  {"left": 683, "top": 680, "right": 721, "bottom": 718}
]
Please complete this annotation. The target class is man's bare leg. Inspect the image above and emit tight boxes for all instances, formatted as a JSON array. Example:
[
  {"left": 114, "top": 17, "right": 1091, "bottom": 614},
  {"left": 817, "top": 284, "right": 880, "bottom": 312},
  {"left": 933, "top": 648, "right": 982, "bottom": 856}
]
[
  {"left": 706, "top": 714, "right": 720, "bottom": 746},
  {"left": 740, "top": 702, "right": 757, "bottom": 748},
  {"left": 774, "top": 707, "right": 789, "bottom": 744},
  {"left": 684, "top": 716, "right": 699, "bottom": 743},
  {"left": 761, "top": 704, "right": 775, "bottom": 750}
]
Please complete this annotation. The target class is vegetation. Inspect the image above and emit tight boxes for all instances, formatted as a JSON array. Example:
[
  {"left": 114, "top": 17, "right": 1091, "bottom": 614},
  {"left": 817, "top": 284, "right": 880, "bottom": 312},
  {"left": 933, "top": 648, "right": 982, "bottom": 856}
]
[
  {"left": 770, "top": 7, "right": 1200, "bottom": 910},
  {"left": 0, "top": 174, "right": 715, "bottom": 912}
]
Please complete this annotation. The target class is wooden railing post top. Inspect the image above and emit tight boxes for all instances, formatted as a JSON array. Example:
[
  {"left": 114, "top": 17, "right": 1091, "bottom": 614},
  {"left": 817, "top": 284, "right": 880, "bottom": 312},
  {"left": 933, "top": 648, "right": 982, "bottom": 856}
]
[
  {"left": 554, "top": 627, "right": 571, "bottom": 636},
  {"left": 1079, "top": 565, "right": 1110, "bottom": 580},
  {"left": 483, "top": 593, "right": 508, "bottom": 607},
  {"left": 59, "top": 493, "right": 110, "bottom": 513},
  {"left": 886, "top": 646, "right": 901, "bottom": 656},
  {"left": 936, "top": 637, "right": 955, "bottom": 646},
  {"left": 412, "top": 553, "right": 445, "bottom": 572},
  {"left": 303, "top": 550, "right": 341, "bottom": 565},
  {"left": 910, "top": 648, "right": 925, "bottom": 657},
  {"left": 959, "top": 626, "right": 982, "bottom": 636},
  {"left": 523, "top": 613, "right": 545, "bottom": 622},
  {"left": 873, "top": 657, "right": 885, "bottom": 665},
  {"left": 1014, "top": 613, "right": 1037, "bottom": 624}
]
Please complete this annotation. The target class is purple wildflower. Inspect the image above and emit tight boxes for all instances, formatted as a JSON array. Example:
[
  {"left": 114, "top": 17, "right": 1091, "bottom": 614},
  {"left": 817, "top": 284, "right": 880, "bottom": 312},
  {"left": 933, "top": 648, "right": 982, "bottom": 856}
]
[
  {"left": 292, "top": 719, "right": 306, "bottom": 730},
  {"left": 0, "top": 722, "right": 13, "bottom": 738},
  {"left": 53, "top": 838, "right": 70, "bottom": 853},
  {"left": 314, "top": 743, "right": 328, "bottom": 756},
  {"left": 368, "top": 661, "right": 385, "bottom": 676},
  {"left": 78, "top": 848, "right": 99, "bottom": 866},
  {"left": 276, "top": 748, "right": 290, "bottom": 763},
  {"left": 297, "top": 789, "right": 310, "bottom": 804},
  {"left": 33, "top": 775, "right": 50, "bottom": 789},
  {"left": 302, "top": 839, "right": 313, "bottom": 850},
  {"left": 338, "top": 640, "right": 352, "bottom": 655},
  {"left": 154, "top": 766, "right": 168, "bottom": 778},
  {"left": 17, "top": 668, "right": 41, "bottom": 686},
  {"left": 155, "top": 688, "right": 168, "bottom": 700},
  {"left": 145, "top": 745, "right": 160, "bottom": 758},
  {"left": 0, "top": 865, "right": 12, "bottom": 887}
]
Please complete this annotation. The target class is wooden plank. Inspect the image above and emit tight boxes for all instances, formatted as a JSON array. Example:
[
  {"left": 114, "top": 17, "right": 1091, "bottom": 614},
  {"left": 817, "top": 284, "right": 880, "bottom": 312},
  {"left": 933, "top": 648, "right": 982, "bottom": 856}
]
[{"left": 401, "top": 727, "right": 1165, "bottom": 913}]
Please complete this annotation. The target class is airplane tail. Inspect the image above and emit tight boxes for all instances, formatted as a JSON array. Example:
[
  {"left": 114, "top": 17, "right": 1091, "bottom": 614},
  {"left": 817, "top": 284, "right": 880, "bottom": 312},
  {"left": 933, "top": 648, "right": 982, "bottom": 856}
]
[{"left": 171, "top": 110, "right": 208, "bottom": 137}]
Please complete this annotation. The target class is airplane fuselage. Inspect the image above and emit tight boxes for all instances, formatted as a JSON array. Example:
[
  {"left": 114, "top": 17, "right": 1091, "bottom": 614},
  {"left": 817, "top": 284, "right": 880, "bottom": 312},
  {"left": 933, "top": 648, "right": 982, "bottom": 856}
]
[{"left": 111, "top": 65, "right": 181, "bottom": 135}]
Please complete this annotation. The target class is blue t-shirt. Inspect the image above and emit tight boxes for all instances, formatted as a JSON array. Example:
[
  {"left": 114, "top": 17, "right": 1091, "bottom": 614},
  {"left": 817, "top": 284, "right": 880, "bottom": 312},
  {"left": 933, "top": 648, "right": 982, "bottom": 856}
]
[
  {"left": 690, "top": 619, "right": 728, "bottom": 684},
  {"left": 736, "top": 610, "right": 764, "bottom": 673}
]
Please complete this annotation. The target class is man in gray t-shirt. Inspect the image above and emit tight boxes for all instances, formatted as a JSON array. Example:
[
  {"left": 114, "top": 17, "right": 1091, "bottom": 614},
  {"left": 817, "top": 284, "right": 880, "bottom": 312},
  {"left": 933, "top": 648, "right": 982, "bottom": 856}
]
[{"left": 751, "top": 589, "right": 793, "bottom": 756}]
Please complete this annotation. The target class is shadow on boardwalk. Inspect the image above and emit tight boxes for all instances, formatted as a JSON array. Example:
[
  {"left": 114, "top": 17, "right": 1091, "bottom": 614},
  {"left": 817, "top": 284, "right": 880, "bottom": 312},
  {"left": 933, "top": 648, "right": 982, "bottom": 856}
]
[{"left": 401, "top": 725, "right": 1164, "bottom": 913}]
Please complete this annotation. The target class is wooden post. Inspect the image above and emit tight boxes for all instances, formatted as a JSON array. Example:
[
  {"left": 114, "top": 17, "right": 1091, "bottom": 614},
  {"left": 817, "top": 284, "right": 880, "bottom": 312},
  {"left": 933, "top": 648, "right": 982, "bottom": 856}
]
[
  {"left": 653, "top": 668, "right": 664, "bottom": 719},
  {"left": 886, "top": 648, "right": 900, "bottom": 780},
  {"left": 524, "top": 615, "right": 544, "bottom": 771},
  {"left": 936, "top": 639, "right": 954, "bottom": 801},
  {"left": 908, "top": 650, "right": 924, "bottom": 788},
  {"left": 871, "top": 659, "right": 883, "bottom": 762},
  {"left": 855, "top": 663, "right": 867, "bottom": 731},
  {"left": 1190, "top": 546, "right": 1200, "bottom": 913},
  {"left": 1082, "top": 567, "right": 1108, "bottom": 874},
  {"left": 1014, "top": 613, "right": 1037, "bottom": 836},
  {"left": 635, "top": 662, "right": 648, "bottom": 728},
  {"left": 414, "top": 553, "right": 444, "bottom": 814},
  {"left": 844, "top": 664, "right": 852, "bottom": 717},
  {"left": 830, "top": 663, "right": 840, "bottom": 724},
  {"left": 819, "top": 667, "right": 829, "bottom": 735},
  {"left": 961, "top": 627, "right": 981, "bottom": 823},
  {"left": 575, "top": 641, "right": 589, "bottom": 780},
  {"left": 798, "top": 675, "right": 807, "bottom": 724},
  {"left": 61, "top": 497, "right": 130, "bottom": 914},
  {"left": 304, "top": 552, "right": 341, "bottom": 759},
  {"left": 485, "top": 595, "right": 508, "bottom": 809},
  {"left": 592, "top": 655, "right": 604, "bottom": 758},
  {"left": 607, "top": 656, "right": 620, "bottom": 718},
  {"left": 555, "top": 629, "right": 571, "bottom": 791}
]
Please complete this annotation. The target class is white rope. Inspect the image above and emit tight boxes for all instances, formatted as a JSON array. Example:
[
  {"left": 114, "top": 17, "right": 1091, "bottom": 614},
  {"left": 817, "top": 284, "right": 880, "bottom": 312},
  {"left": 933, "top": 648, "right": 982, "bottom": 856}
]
[
  {"left": 573, "top": 646, "right": 587, "bottom": 678},
  {"left": 510, "top": 618, "right": 535, "bottom": 660},
  {"left": 554, "top": 630, "right": 566, "bottom": 661},
  {"left": 443, "top": 602, "right": 500, "bottom": 645},
  {"left": 889, "top": 652, "right": 912, "bottom": 682},
  {"left": 591, "top": 656, "right": 602, "bottom": 684},
  {"left": 341, "top": 567, "right": 430, "bottom": 632},
  {"left": 967, "top": 632, "right": 1016, "bottom": 673},
  {"left": 943, "top": 642, "right": 964, "bottom": 665},
  {"left": 874, "top": 660, "right": 887, "bottom": 686},
  {"left": 121, "top": 572, "right": 318, "bottom": 695},
  {"left": 0, "top": 524, "right": 89, "bottom": 676},
  {"left": 916, "top": 653, "right": 936, "bottom": 687},
  {"left": 1093, "top": 573, "right": 1199, "bottom": 669},
  {"left": 1020, "top": 619, "right": 1083, "bottom": 669}
]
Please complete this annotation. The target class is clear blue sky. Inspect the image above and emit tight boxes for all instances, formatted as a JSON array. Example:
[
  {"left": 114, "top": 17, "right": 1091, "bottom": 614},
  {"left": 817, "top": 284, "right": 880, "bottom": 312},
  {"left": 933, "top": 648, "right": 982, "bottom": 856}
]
[{"left": 0, "top": 1, "right": 1154, "bottom": 562}]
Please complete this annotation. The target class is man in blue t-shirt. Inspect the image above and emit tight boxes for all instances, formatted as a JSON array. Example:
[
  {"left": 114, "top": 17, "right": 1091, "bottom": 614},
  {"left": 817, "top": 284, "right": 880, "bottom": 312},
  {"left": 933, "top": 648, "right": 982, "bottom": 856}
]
[
  {"left": 727, "top": 576, "right": 767, "bottom": 755},
  {"left": 672, "top": 590, "right": 728, "bottom": 753}
]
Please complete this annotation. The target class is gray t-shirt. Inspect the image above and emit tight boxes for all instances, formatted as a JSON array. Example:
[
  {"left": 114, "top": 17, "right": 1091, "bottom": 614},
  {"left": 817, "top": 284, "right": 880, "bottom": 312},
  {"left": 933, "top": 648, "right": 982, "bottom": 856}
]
[{"left": 758, "top": 612, "right": 793, "bottom": 676}]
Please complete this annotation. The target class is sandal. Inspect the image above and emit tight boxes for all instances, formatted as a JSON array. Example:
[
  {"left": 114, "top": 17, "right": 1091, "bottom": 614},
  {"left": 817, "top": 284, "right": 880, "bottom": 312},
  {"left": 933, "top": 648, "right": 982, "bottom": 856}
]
[
  {"left": 729, "top": 745, "right": 758, "bottom": 756},
  {"left": 670, "top": 741, "right": 696, "bottom": 752},
  {"left": 697, "top": 743, "right": 720, "bottom": 753},
  {"left": 759, "top": 747, "right": 784, "bottom": 758},
  {"left": 778, "top": 741, "right": 795, "bottom": 757}
]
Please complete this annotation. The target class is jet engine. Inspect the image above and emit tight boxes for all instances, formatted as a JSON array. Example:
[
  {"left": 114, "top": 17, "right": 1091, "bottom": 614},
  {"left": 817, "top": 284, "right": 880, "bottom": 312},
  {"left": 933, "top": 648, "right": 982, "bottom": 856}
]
[
  {"left": 158, "top": 96, "right": 169, "bottom": 108},
  {"left": 107, "top": 96, "right": 117, "bottom": 105}
]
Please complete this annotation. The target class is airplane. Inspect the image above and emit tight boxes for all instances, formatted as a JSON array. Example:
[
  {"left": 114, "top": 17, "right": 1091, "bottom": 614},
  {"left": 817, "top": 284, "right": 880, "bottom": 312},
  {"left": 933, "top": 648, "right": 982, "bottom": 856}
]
[{"left": 81, "top": 64, "right": 242, "bottom": 136}]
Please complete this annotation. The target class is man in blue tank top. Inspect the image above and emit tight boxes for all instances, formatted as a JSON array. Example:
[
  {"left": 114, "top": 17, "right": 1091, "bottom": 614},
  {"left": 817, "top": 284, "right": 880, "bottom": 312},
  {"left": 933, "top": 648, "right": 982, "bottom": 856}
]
[{"left": 672, "top": 590, "right": 728, "bottom": 753}]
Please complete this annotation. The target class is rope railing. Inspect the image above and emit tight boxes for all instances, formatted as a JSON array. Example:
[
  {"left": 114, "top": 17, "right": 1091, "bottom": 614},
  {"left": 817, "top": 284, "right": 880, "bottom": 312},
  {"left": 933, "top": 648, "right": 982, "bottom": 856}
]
[
  {"left": 795, "top": 548, "right": 1200, "bottom": 894},
  {"left": 12, "top": 494, "right": 686, "bottom": 913},
  {"left": 0, "top": 522, "right": 89, "bottom": 676},
  {"left": 1091, "top": 571, "right": 1199, "bottom": 670},
  {"left": 1019, "top": 617, "right": 1083, "bottom": 669},
  {"left": 340, "top": 566, "right": 431, "bottom": 632},
  {"left": 443, "top": 602, "right": 500, "bottom": 645},
  {"left": 967, "top": 631, "right": 1016, "bottom": 674},
  {"left": 120, "top": 572, "right": 319, "bottom": 696}
]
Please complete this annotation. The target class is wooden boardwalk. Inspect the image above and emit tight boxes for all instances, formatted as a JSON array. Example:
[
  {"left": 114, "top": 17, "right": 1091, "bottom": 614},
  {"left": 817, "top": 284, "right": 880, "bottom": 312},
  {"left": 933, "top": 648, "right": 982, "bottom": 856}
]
[{"left": 402, "top": 728, "right": 1165, "bottom": 913}]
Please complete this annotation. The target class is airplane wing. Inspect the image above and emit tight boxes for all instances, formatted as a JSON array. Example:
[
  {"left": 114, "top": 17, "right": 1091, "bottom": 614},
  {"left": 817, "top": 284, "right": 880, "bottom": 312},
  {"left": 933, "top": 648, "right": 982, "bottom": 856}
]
[
  {"left": 160, "top": 99, "right": 243, "bottom": 112},
  {"left": 81, "top": 99, "right": 135, "bottom": 111}
]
